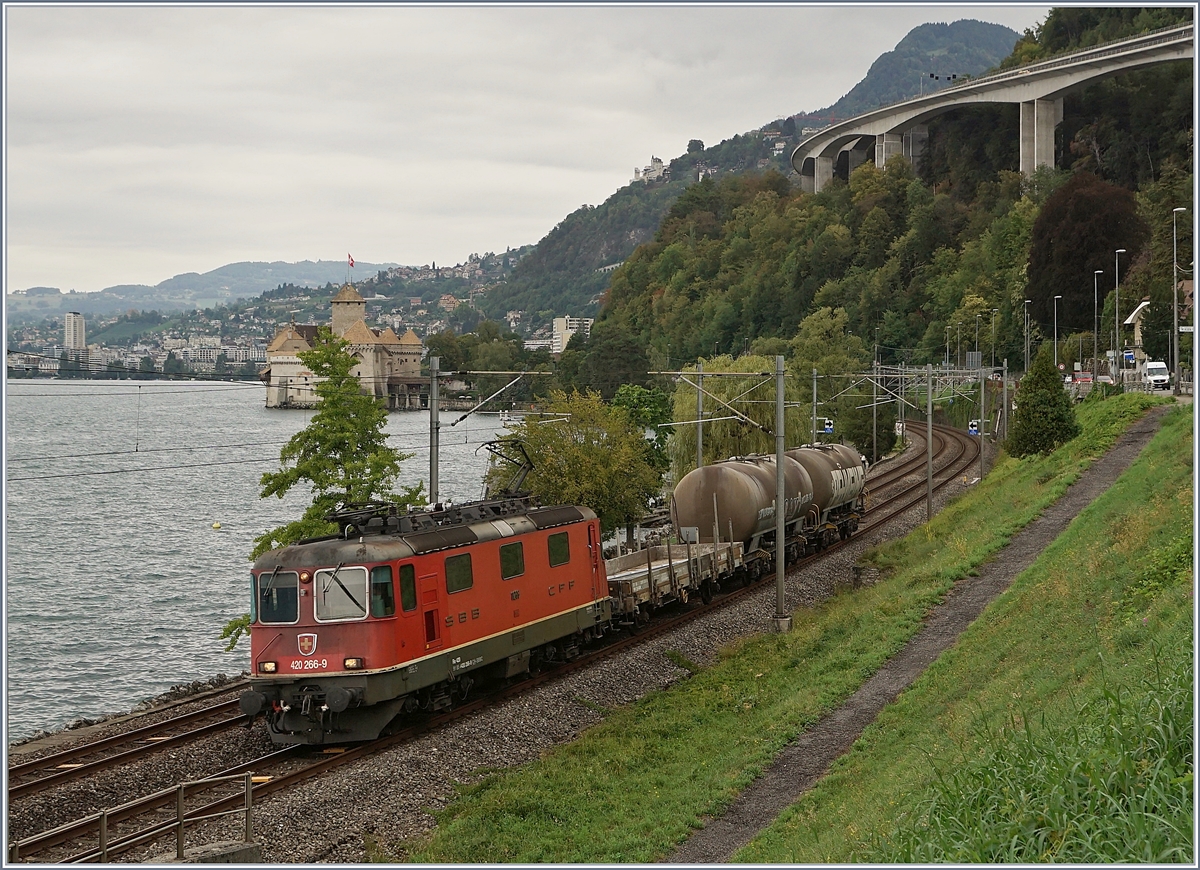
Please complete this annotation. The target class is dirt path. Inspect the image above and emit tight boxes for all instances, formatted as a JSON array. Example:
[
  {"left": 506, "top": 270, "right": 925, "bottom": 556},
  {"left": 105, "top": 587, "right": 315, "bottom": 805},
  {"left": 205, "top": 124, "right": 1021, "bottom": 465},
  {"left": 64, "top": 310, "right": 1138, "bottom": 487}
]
[{"left": 668, "top": 405, "right": 1171, "bottom": 863}]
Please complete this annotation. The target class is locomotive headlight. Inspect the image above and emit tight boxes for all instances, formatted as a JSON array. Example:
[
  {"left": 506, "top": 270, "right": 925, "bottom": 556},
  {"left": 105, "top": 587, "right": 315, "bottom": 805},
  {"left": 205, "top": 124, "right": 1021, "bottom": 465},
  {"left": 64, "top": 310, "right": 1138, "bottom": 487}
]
[
  {"left": 259, "top": 661, "right": 278, "bottom": 674},
  {"left": 343, "top": 657, "right": 364, "bottom": 670},
  {"left": 299, "top": 571, "right": 311, "bottom": 583}
]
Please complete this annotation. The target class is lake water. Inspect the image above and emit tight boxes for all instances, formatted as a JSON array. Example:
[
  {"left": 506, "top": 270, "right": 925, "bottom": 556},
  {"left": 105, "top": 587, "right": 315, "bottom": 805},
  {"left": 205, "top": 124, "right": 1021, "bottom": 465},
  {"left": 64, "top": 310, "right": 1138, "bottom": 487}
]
[{"left": 4, "top": 380, "right": 504, "bottom": 741}]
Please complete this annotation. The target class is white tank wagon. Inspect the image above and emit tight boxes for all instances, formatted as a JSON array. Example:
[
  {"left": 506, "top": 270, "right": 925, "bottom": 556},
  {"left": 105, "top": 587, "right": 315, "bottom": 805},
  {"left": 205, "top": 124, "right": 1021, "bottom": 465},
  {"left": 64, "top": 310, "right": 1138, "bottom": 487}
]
[{"left": 785, "top": 444, "right": 869, "bottom": 547}]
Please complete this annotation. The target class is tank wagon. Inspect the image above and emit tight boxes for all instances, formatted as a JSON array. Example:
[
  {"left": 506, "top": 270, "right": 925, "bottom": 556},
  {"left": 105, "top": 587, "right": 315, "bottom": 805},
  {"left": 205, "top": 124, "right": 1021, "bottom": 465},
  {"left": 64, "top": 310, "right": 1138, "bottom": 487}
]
[
  {"left": 240, "top": 444, "right": 867, "bottom": 746},
  {"left": 670, "top": 443, "right": 867, "bottom": 579}
]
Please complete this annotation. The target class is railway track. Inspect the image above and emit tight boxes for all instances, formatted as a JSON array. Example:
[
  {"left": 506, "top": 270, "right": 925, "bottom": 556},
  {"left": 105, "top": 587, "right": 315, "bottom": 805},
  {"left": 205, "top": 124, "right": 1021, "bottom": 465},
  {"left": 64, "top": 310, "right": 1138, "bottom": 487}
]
[
  {"left": 8, "top": 700, "right": 249, "bottom": 801},
  {"left": 8, "top": 424, "right": 980, "bottom": 863}
]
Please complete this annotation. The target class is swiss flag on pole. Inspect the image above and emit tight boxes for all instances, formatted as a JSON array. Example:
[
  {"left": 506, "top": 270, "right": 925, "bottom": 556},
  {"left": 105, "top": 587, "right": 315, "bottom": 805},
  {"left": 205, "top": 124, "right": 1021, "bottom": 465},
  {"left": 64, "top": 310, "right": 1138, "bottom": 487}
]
[{"left": 348, "top": 254, "right": 355, "bottom": 268}]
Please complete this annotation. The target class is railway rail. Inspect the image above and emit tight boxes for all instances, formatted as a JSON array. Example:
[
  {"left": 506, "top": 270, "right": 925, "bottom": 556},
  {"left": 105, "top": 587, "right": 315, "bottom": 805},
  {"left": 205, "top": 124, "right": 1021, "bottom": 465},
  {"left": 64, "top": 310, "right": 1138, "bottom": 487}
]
[{"left": 8, "top": 424, "right": 979, "bottom": 863}]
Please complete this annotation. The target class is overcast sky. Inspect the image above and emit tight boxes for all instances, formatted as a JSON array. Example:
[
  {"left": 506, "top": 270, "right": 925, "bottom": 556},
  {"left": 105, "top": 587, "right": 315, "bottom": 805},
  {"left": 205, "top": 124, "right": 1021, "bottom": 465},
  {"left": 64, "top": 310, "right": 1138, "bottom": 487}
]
[{"left": 5, "top": 3, "right": 1050, "bottom": 294}]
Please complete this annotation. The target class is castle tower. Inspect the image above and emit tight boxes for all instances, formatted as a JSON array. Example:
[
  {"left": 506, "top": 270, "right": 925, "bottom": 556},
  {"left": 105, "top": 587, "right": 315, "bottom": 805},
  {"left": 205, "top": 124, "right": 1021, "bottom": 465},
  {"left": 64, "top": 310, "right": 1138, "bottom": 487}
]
[{"left": 330, "top": 284, "right": 366, "bottom": 337}]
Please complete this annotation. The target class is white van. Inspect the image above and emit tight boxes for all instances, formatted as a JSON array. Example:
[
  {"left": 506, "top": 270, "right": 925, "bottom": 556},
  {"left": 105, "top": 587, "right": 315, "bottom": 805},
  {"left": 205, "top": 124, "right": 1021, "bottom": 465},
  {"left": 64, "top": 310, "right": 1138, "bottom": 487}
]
[{"left": 1143, "top": 361, "right": 1170, "bottom": 390}]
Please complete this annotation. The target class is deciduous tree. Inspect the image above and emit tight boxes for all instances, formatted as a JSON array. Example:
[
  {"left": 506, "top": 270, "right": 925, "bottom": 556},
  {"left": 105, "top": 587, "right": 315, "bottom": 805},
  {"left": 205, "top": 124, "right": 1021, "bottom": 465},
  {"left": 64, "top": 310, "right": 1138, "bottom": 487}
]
[{"left": 486, "top": 390, "right": 661, "bottom": 533}]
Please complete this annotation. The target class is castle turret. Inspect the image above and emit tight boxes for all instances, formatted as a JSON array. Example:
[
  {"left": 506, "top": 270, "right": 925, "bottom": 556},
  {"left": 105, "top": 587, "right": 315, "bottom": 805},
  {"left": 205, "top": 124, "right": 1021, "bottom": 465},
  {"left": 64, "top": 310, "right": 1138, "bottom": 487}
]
[{"left": 330, "top": 284, "right": 366, "bottom": 337}]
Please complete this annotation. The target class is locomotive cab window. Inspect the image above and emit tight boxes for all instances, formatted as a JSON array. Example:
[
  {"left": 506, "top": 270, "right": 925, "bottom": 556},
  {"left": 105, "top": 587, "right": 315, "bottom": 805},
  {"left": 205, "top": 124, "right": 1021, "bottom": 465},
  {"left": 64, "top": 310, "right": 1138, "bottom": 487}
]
[
  {"left": 314, "top": 566, "right": 369, "bottom": 621},
  {"left": 370, "top": 566, "right": 395, "bottom": 617},
  {"left": 399, "top": 563, "right": 417, "bottom": 612},
  {"left": 500, "top": 542, "right": 525, "bottom": 580},
  {"left": 548, "top": 532, "right": 570, "bottom": 567},
  {"left": 256, "top": 570, "right": 299, "bottom": 624},
  {"left": 445, "top": 553, "right": 473, "bottom": 593}
]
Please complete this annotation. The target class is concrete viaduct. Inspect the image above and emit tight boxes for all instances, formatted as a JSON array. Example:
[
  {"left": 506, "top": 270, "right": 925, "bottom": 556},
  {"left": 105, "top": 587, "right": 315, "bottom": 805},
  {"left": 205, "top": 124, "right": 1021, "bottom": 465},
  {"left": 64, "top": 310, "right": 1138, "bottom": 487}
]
[{"left": 791, "top": 23, "right": 1194, "bottom": 192}]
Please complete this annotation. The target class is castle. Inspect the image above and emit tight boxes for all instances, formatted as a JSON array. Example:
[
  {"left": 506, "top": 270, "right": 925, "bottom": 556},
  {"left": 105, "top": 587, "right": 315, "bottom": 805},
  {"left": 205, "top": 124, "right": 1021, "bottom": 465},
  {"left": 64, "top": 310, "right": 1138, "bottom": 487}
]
[{"left": 261, "top": 284, "right": 426, "bottom": 410}]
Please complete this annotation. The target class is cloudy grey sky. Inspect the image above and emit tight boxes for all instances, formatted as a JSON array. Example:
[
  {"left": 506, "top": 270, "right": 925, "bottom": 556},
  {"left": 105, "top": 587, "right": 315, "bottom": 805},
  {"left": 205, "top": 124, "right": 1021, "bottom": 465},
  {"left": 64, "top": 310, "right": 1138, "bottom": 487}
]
[{"left": 5, "top": 3, "right": 1049, "bottom": 294}]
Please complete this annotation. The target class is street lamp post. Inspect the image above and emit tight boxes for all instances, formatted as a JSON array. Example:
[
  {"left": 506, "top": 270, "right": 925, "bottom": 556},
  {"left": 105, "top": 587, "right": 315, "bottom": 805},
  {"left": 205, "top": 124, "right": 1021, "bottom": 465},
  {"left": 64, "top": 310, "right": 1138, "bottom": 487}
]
[
  {"left": 991, "top": 308, "right": 998, "bottom": 368},
  {"left": 1054, "top": 295, "right": 1063, "bottom": 368},
  {"left": 957, "top": 321, "right": 962, "bottom": 368},
  {"left": 975, "top": 314, "right": 981, "bottom": 355},
  {"left": 1093, "top": 270, "right": 1103, "bottom": 383},
  {"left": 944, "top": 325, "right": 950, "bottom": 366},
  {"left": 1115, "top": 249, "right": 1126, "bottom": 384},
  {"left": 1024, "top": 299, "right": 1031, "bottom": 371},
  {"left": 1173, "top": 208, "right": 1188, "bottom": 394}
]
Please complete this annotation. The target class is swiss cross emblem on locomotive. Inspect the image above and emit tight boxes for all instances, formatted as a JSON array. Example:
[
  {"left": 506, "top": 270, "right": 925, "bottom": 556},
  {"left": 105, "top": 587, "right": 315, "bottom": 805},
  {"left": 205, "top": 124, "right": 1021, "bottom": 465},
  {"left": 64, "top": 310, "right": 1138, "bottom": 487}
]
[{"left": 297, "top": 633, "right": 318, "bottom": 656}]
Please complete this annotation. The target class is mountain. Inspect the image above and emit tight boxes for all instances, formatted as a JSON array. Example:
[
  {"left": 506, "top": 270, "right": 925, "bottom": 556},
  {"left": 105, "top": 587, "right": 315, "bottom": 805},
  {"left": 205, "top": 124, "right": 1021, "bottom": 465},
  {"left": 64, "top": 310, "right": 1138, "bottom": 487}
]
[
  {"left": 5, "top": 259, "right": 397, "bottom": 324},
  {"left": 480, "top": 19, "right": 1022, "bottom": 330},
  {"left": 796, "top": 19, "right": 1021, "bottom": 125}
]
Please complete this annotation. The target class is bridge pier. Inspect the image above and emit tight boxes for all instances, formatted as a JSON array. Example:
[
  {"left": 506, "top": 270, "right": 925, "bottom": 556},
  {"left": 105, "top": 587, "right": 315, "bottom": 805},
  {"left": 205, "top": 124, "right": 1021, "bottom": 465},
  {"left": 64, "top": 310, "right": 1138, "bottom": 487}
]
[
  {"left": 1019, "top": 98, "right": 1062, "bottom": 176},
  {"left": 875, "top": 132, "right": 903, "bottom": 168},
  {"left": 814, "top": 155, "right": 834, "bottom": 192}
]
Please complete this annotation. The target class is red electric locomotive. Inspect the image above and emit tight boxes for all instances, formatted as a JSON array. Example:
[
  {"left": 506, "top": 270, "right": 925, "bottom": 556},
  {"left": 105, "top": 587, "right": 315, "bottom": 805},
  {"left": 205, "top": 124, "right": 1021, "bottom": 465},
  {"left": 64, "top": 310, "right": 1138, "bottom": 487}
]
[{"left": 239, "top": 497, "right": 612, "bottom": 745}]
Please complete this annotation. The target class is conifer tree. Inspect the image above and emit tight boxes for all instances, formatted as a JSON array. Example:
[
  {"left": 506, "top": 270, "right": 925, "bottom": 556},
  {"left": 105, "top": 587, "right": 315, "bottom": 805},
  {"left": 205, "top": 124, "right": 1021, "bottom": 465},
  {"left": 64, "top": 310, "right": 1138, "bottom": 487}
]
[
  {"left": 1006, "top": 344, "right": 1081, "bottom": 458},
  {"left": 222, "top": 328, "right": 422, "bottom": 650}
]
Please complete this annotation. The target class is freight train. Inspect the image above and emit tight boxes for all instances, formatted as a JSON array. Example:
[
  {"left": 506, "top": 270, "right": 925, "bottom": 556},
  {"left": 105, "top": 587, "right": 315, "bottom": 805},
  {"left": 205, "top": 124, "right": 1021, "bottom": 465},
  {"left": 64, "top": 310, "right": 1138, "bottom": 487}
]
[{"left": 239, "top": 443, "right": 867, "bottom": 745}]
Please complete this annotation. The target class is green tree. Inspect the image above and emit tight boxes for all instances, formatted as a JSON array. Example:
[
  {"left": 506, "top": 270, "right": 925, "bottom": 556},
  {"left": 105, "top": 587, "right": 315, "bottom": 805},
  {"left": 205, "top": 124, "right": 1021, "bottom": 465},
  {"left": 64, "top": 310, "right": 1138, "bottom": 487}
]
[
  {"left": 252, "top": 328, "right": 424, "bottom": 558},
  {"left": 611, "top": 384, "right": 673, "bottom": 472},
  {"left": 1025, "top": 172, "right": 1149, "bottom": 333},
  {"left": 224, "top": 329, "right": 424, "bottom": 650},
  {"left": 487, "top": 390, "right": 661, "bottom": 533},
  {"left": 1006, "top": 344, "right": 1081, "bottom": 458}
]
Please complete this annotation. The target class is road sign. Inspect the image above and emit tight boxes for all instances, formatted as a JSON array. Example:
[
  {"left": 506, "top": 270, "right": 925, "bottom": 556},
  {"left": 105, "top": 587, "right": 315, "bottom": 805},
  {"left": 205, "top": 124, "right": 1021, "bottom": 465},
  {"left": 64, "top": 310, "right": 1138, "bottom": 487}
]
[
  {"left": 1124, "top": 350, "right": 1135, "bottom": 362},
  {"left": 1058, "top": 363, "right": 1065, "bottom": 370},
  {"left": 1182, "top": 326, "right": 1194, "bottom": 333}
]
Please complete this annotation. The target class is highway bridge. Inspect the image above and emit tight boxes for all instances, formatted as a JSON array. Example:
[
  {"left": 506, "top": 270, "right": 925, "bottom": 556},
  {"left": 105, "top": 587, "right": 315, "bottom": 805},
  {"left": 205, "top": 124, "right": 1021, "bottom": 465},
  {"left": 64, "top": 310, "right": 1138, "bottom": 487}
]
[{"left": 792, "top": 23, "right": 1194, "bottom": 192}]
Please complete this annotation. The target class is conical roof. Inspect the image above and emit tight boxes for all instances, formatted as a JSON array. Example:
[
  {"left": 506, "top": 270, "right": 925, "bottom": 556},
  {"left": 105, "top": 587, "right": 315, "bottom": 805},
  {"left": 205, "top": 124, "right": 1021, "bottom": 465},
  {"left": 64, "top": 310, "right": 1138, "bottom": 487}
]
[
  {"left": 398, "top": 328, "right": 424, "bottom": 346},
  {"left": 332, "top": 284, "right": 364, "bottom": 303}
]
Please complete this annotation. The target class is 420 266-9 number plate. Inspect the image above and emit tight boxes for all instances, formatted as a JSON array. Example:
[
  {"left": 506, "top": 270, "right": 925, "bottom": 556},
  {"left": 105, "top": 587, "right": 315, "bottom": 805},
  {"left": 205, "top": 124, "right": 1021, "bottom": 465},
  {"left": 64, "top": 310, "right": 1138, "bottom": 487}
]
[{"left": 289, "top": 659, "right": 329, "bottom": 670}]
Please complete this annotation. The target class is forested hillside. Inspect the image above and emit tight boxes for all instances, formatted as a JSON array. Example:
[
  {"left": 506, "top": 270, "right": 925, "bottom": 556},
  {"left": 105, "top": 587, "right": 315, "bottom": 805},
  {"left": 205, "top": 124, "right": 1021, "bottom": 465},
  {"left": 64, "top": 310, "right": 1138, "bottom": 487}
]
[
  {"left": 480, "top": 17, "right": 1027, "bottom": 330},
  {"left": 592, "top": 7, "right": 1193, "bottom": 376}
]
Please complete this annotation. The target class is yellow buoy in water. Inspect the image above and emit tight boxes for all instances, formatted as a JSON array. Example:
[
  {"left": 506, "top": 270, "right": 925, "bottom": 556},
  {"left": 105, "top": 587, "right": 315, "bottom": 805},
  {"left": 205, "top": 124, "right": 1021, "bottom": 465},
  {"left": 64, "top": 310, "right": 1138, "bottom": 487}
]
[{"left": 212, "top": 522, "right": 222, "bottom": 530}]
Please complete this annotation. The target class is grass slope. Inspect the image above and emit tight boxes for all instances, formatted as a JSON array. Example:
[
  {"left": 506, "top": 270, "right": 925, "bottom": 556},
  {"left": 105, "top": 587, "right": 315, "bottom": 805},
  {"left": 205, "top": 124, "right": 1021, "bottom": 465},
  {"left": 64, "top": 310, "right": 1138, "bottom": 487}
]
[
  {"left": 739, "top": 400, "right": 1192, "bottom": 862},
  {"left": 401, "top": 393, "right": 1185, "bottom": 863}
]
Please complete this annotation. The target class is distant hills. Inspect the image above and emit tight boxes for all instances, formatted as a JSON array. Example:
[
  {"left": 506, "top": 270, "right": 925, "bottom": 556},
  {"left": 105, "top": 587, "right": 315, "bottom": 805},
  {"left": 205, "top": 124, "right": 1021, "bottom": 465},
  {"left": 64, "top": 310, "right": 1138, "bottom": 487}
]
[{"left": 6, "top": 259, "right": 397, "bottom": 324}]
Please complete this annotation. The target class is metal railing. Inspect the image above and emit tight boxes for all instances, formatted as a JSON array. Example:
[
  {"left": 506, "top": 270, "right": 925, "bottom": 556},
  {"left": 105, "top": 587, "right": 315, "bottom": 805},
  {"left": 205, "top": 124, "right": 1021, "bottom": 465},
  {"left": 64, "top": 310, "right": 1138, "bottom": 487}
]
[{"left": 8, "top": 772, "right": 255, "bottom": 864}]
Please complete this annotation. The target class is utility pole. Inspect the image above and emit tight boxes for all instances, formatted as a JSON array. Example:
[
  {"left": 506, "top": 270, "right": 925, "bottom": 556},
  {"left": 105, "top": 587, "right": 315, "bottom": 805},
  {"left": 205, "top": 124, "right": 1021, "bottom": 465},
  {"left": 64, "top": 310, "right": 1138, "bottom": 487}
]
[
  {"left": 1002, "top": 359, "right": 1008, "bottom": 442},
  {"left": 812, "top": 368, "right": 818, "bottom": 444},
  {"left": 429, "top": 356, "right": 440, "bottom": 505},
  {"left": 873, "top": 330, "right": 879, "bottom": 463},
  {"left": 926, "top": 364, "right": 933, "bottom": 522},
  {"left": 990, "top": 308, "right": 998, "bottom": 368},
  {"left": 1115, "top": 248, "right": 1126, "bottom": 385},
  {"left": 772, "top": 355, "right": 791, "bottom": 633},
  {"left": 696, "top": 361, "right": 704, "bottom": 469},
  {"left": 979, "top": 365, "right": 986, "bottom": 480},
  {"left": 1024, "top": 299, "right": 1031, "bottom": 372},
  {"left": 1094, "top": 270, "right": 1103, "bottom": 383},
  {"left": 1173, "top": 207, "right": 1188, "bottom": 394}
]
